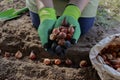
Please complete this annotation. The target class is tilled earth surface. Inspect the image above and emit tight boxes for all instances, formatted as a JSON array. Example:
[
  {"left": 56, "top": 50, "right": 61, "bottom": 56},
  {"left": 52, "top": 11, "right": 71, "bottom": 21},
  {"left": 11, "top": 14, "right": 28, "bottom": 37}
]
[{"left": 0, "top": 0, "right": 120, "bottom": 80}]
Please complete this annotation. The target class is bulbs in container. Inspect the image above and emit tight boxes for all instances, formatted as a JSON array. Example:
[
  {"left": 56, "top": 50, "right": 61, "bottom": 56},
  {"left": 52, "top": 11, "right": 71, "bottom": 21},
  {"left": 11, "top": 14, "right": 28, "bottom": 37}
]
[{"left": 100, "top": 44, "right": 120, "bottom": 71}]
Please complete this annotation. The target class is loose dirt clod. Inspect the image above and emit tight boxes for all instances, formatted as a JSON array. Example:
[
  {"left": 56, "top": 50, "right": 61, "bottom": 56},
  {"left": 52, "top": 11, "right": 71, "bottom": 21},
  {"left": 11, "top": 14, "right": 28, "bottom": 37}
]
[{"left": 4, "top": 52, "right": 10, "bottom": 58}]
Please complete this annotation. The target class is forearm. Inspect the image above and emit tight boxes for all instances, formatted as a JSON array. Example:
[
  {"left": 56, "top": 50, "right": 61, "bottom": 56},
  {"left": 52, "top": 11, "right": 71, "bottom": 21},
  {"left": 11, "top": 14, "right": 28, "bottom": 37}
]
[
  {"left": 35, "top": 0, "right": 54, "bottom": 10},
  {"left": 69, "top": 0, "right": 89, "bottom": 12}
]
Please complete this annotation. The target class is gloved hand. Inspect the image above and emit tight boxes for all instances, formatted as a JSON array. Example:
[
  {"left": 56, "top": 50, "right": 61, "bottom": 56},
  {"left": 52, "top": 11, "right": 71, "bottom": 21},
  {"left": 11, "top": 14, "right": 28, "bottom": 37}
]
[
  {"left": 55, "top": 5, "right": 81, "bottom": 44},
  {"left": 38, "top": 8, "right": 56, "bottom": 49},
  {"left": 53, "top": 5, "right": 81, "bottom": 56}
]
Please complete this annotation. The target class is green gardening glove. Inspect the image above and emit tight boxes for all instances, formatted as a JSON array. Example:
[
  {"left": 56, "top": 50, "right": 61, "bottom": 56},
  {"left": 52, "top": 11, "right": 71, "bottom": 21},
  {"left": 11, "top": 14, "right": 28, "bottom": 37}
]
[
  {"left": 38, "top": 8, "right": 56, "bottom": 49},
  {"left": 55, "top": 5, "right": 81, "bottom": 44}
]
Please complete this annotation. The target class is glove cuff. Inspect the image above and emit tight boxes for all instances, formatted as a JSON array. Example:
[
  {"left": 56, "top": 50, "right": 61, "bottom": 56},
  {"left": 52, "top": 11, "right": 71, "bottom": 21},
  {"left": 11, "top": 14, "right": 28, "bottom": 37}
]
[
  {"left": 63, "top": 5, "right": 81, "bottom": 20},
  {"left": 38, "top": 8, "right": 56, "bottom": 22}
]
